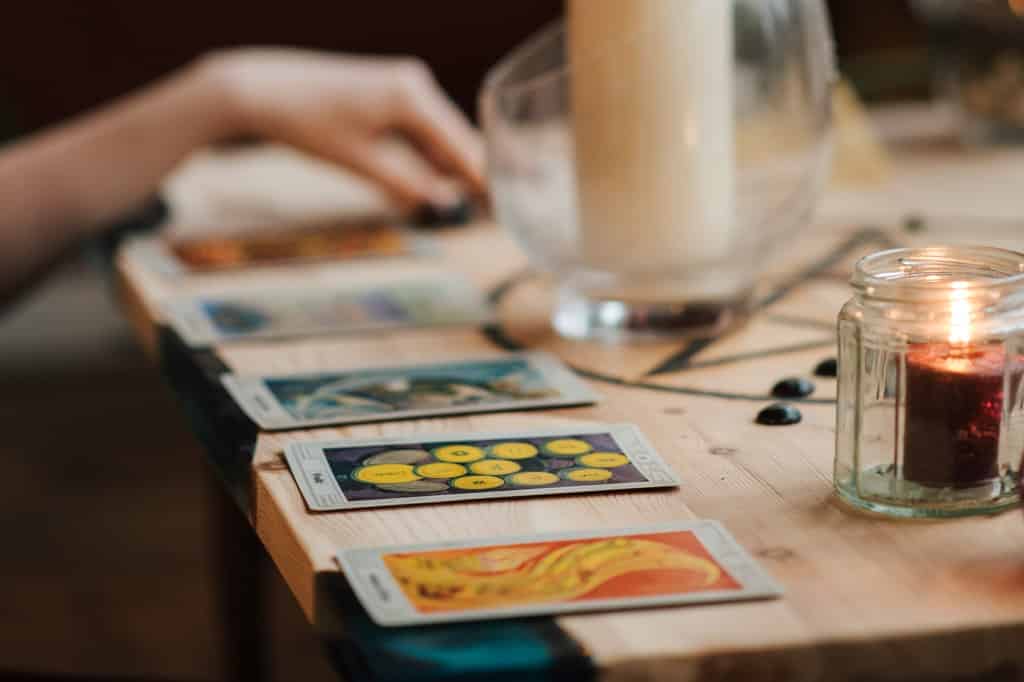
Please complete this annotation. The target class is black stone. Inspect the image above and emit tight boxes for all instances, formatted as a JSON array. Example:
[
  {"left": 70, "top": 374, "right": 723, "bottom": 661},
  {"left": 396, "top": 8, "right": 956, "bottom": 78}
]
[
  {"left": 903, "top": 214, "right": 927, "bottom": 233},
  {"left": 813, "top": 357, "right": 838, "bottom": 378},
  {"left": 771, "top": 377, "right": 815, "bottom": 398},
  {"left": 411, "top": 198, "right": 475, "bottom": 229},
  {"left": 756, "top": 403, "right": 802, "bottom": 426}
]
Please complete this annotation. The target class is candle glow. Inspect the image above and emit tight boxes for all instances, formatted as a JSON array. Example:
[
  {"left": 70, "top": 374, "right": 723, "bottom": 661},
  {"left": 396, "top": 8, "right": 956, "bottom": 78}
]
[
  {"left": 949, "top": 281, "right": 972, "bottom": 346},
  {"left": 902, "top": 280, "right": 1003, "bottom": 487},
  {"left": 837, "top": 246, "right": 1024, "bottom": 516}
]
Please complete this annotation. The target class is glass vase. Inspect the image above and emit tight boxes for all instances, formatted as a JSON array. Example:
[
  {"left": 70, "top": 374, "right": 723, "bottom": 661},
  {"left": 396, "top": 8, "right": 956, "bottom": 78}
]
[{"left": 480, "top": 0, "right": 836, "bottom": 342}]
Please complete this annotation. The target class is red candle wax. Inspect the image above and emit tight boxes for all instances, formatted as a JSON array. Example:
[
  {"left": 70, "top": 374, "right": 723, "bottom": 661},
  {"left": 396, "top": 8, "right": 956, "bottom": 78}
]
[{"left": 903, "top": 344, "right": 1003, "bottom": 488}]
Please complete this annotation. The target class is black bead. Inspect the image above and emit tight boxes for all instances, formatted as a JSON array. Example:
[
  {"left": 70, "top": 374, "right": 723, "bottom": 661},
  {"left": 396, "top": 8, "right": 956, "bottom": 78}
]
[
  {"left": 903, "top": 214, "right": 927, "bottom": 233},
  {"left": 756, "top": 403, "right": 802, "bottom": 426},
  {"left": 411, "top": 198, "right": 475, "bottom": 229},
  {"left": 772, "top": 377, "right": 815, "bottom": 398},
  {"left": 813, "top": 357, "right": 838, "bottom": 378}
]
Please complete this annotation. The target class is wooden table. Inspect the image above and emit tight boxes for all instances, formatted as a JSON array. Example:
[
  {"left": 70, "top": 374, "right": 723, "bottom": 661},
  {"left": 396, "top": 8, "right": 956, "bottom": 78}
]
[{"left": 117, "top": 108, "right": 1024, "bottom": 682}]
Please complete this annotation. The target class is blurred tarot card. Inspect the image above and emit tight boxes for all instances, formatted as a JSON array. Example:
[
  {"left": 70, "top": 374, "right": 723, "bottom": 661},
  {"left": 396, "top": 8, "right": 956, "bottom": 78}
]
[
  {"left": 164, "top": 276, "right": 491, "bottom": 347},
  {"left": 124, "top": 220, "right": 432, "bottom": 276},
  {"left": 222, "top": 352, "right": 598, "bottom": 430}
]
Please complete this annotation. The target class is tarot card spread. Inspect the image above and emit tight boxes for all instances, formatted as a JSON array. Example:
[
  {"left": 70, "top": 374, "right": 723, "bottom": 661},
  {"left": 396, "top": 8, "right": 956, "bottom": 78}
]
[
  {"left": 222, "top": 353, "right": 598, "bottom": 430},
  {"left": 285, "top": 424, "right": 678, "bottom": 511},
  {"left": 338, "top": 521, "right": 782, "bottom": 626},
  {"left": 164, "top": 276, "right": 491, "bottom": 347}
]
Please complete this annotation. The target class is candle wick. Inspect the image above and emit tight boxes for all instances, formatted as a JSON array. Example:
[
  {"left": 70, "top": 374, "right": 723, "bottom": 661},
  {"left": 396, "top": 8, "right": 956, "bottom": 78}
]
[{"left": 949, "top": 343, "right": 970, "bottom": 359}]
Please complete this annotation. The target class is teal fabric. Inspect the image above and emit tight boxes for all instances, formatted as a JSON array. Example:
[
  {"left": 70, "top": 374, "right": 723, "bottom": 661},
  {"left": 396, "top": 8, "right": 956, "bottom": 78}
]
[{"left": 318, "top": 574, "right": 595, "bottom": 682}]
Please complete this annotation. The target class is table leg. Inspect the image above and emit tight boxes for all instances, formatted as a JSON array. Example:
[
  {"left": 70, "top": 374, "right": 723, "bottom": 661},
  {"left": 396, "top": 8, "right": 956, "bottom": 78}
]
[{"left": 207, "top": 468, "right": 269, "bottom": 682}]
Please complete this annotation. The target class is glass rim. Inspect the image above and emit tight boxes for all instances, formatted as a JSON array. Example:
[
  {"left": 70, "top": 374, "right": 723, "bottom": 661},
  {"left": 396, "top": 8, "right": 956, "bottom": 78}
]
[
  {"left": 852, "top": 245, "right": 1024, "bottom": 301},
  {"left": 480, "top": 20, "right": 567, "bottom": 103}
]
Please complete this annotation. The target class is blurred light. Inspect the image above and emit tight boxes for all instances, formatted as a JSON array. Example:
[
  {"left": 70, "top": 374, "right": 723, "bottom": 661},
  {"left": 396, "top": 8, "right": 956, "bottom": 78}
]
[{"left": 949, "top": 281, "right": 971, "bottom": 345}]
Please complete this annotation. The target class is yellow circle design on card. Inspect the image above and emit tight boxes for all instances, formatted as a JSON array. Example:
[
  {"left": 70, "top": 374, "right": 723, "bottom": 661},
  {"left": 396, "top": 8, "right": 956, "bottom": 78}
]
[
  {"left": 353, "top": 463, "right": 421, "bottom": 485},
  {"left": 469, "top": 459, "right": 522, "bottom": 476},
  {"left": 452, "top": 475, "right": 505, "bottom": 490},
  {"left": 543, "top": 438, "right": 593, "bottom": 456},
  {"left": 489, "top": 442, "right": 540, "bottom": 460},
  {"left": 564, "top": 467, "right": 614, "bottom": 482},
  {"left": 509, "top": 471, "right": 560, "bottom": 487},
  {"left": 577, "top": 452, "right": 630, "bottom": 468},
  {"left": 433, "top": 445, "right": 486, "bottom": 463},
  {"left": 415, "top": 462, "right": 467, "bottom": 479}
]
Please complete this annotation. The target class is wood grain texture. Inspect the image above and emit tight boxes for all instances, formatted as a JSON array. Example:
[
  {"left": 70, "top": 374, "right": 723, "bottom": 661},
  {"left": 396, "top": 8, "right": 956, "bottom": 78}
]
[{"left": 117, "top": 111, "right": 1024, "bottom": 682}]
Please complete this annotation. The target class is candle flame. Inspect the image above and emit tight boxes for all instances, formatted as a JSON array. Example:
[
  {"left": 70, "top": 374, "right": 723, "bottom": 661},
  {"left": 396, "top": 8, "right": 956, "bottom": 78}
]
[{"left": 949, "top": 281, "right": 971, "bottom": 346}]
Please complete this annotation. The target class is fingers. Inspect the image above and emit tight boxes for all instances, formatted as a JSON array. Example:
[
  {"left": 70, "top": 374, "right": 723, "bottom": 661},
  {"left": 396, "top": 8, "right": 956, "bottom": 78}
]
[
  {"left": 333, "top": 139, "right": 461, "bottom": 210},
  {"left": 389, "top": 62, "right": 486, "bottom": 195}
]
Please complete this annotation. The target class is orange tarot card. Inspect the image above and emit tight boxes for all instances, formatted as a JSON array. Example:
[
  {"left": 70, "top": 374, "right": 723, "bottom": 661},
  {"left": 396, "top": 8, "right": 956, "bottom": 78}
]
[
  {"left": 338, "top": 521, "right": 782, "bottom": 626},
  {"left": 168, "top": 221, "right": 420, "bottom": 271}
]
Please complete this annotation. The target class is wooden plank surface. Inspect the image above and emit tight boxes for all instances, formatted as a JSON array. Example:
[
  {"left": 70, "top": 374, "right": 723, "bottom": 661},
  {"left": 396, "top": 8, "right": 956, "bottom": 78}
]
[{"left": 118, "top": 110, "right": 1024, "bottom": 682}]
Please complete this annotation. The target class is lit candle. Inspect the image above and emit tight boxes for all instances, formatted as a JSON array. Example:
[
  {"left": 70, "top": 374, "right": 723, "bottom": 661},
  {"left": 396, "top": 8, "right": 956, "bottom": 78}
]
[
  {"left": 567, "top": 0, "right": 735, "bottom": 295},
  {"left": 902, "top": 282, "right": 1003, "bottom": 488}
]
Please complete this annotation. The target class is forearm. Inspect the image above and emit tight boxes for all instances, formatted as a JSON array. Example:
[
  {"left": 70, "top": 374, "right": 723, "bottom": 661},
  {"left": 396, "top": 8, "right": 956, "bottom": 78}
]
[{"left": 0, "top": 59, "right": 236, "bottom": 292}]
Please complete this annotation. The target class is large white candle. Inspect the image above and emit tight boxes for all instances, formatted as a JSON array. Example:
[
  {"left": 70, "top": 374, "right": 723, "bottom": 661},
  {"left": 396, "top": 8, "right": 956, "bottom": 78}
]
[{"left": 569, "top": 0, "right": 735, "bottom": 297}]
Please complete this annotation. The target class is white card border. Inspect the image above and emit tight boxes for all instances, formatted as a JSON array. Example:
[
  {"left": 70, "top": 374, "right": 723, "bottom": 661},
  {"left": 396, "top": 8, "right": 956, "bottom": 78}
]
[
  {"left": 121, "top": 236, "right": 186, "bottom": 277},
  {"left": 284, "top": 423, "right": 679, "bottom": 512}
]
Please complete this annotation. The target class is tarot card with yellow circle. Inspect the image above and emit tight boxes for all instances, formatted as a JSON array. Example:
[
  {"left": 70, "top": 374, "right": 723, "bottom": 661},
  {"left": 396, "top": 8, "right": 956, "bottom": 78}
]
[{"left": 284, "top": 424, "right": 678, "bottom": 511}]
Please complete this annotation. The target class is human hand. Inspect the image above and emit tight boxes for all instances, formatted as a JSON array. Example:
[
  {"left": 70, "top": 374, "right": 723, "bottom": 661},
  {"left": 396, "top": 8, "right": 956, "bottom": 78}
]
[{"left": 199, "top": 48, "right": 485, "bottom": 211}]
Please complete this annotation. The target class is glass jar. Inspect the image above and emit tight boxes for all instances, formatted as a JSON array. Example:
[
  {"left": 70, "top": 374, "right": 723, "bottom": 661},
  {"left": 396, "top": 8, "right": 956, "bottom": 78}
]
[
  {"left": 479, "top": 0, "right": 835, "bottom": 342},
  {"left": 835, "top": 246, "right": 1024, "bottom": 518}
]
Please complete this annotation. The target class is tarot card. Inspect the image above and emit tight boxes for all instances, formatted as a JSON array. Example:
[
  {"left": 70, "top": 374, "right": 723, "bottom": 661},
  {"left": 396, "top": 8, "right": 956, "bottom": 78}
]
[
  {"left": 284, "top": 423, "right": 678, "bottom": 512},
  {"left": 337, "top": 520, "right": 782, "bottom": 626},
  {"left": 123, "top": 221, "right": 431, "bottom": 276},
  {"left": 222, "top": 352, "right": 599, "bottom": 430},
  {"left": 164, "top": 276, "right": 492, "bottom": 347}
]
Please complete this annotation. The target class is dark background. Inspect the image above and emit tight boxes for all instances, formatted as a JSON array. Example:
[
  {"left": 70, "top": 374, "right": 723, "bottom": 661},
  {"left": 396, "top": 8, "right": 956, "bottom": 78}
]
[
  {"left": 0, "top": 2, "right": 931, "bottom": 681},
  {"left": 0, "top": 0, "right": 927, "bottom": 139}
]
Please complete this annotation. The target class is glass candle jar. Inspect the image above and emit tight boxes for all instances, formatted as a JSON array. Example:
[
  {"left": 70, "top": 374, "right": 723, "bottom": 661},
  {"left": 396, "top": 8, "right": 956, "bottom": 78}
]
[{"left": 835, "top": 246, "right": 1024, "bottom": 518}]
